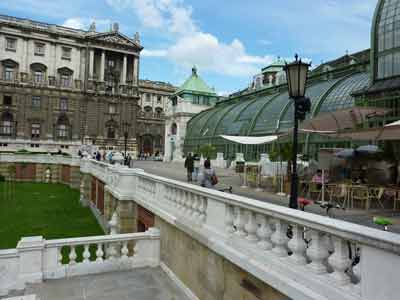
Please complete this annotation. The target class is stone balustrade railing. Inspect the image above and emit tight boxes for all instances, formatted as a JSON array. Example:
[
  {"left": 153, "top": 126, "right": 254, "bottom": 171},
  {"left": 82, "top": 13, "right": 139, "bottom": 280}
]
[
  {"left": 0, "top": 153, "right": 81, "bottom": 166},
  {"left": 0, "top": 229, "right": 160, "bottom": 296},
  {"left": 82, "top": 159, "right": 400, "bottom": 300},
  {"left": 2, "top": 155, "right": 400, "bottom": 300}
]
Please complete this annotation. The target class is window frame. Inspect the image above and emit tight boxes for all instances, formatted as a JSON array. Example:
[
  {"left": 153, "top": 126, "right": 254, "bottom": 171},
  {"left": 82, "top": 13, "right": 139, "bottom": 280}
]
[
  {"left": 60, "top": 98, "right": 68, "bottom": 111},
  {"left": 34, "top": 42, "right": 45, "bottom": 56},
  {"left": 3, "top": 95, "right": 12, "bottom": 106},
  {"left": 31, "top": 96, "right": 41, "bottom": 109},
  {"left": 61, "top": 47, "right": 72, "bottom": 60},
  {"left": 31, "top": 123, "right": 41, "bottom": 139},
  {"left": 5, "top": 37, "right": 16, "bottom": 51}
]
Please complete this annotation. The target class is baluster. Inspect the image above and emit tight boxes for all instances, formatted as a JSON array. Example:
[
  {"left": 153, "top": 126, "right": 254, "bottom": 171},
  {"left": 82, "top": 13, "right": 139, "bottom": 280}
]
[
  {"left": 83, "top": 244, "right": 91, "bottom": 263},
  {"left": 182, "top": 191, "right": 189, "bottom": 215},
  {"left": 288, "top": 224, "right": 307, "bottom": 265},
  {"left": 271, "top": 219, "right": 289, "bottom": 257},
  {"left": 192, "top": 194, "right": 200, "bottom": 220},
  {"left": 234, "top": 207, "right": 247, "bottom": 237},
  {"left": 177, "top": 190, "right": 183, "bottom": 211},
  {"left": 58, "top": 247, "right": 63, "bottom": 265},
  {"left": 244, "top": 210, "right": 258, "bottom": 243},
  {"left": 96, "top": 243, "right": 104, "bottom": 262},
  {"left": 189, "top": 193, "right": 197, "bottom": 217},
  {"left": 108, "top": 242, "right": 118, "bottom": 260},
  {"left": 257, "top": 214, "right": 273, "bottom": 251},
  {"left": 306, "top": 230, "right": 329, "bottom": 274},
  {"left": 225, "top": 205, "right": 235, "bottom": 234},
  {"left": 328, "top": 237, "right": 352, "bottom": 285},
  {"left": 69, "top": 246, "right": 77, "bottom": 265},
  {"left": 198, "top": 196, "right": 207, "bottom": 223},
  {"left": 121, "top": 241, "right": 129, "bottom": 260},
  {"left": 186, "top": 193, "right": 194, "bottom": 216}
]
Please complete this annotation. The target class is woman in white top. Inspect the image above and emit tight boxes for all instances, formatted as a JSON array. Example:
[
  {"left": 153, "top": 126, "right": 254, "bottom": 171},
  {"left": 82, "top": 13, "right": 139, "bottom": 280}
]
[{"left": 201, "top": 159, "right": 216, "bottom": 188}]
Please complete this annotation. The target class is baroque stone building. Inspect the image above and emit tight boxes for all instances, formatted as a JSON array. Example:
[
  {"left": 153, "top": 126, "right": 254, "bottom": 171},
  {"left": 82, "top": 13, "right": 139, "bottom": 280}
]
[
  {"left": 0, "top": 15, "right": 176, "bottom": 155},
  {"left": 164, "top": 66, "right": 218, "bottom": 161},
  {"left": 137, "top": 79, "right": 176, "bottom": 156}
]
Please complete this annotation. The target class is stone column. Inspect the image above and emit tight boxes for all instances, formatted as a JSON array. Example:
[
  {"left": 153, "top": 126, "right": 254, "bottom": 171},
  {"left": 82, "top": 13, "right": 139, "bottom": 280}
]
[
  {"left": 100, "top": 50, "right": 105, "bottom": 82},
  {"left": 133, "top": 56, "right": 138, "bottom": 84},
  {"left": 122, "top": 54, "right": 127, "bottom": 84},
  {"left": 89, "top": 49, "right": 95, "bottom": 80}
]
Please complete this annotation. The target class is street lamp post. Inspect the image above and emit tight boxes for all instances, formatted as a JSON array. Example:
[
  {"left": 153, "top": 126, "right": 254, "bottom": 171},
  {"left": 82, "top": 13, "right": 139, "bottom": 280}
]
[
  {"left": 284, "top": 54, "right": 311, "bottom": 209},
  {"left": 122, "top": 122, "right": 130, "bottom": 163}
]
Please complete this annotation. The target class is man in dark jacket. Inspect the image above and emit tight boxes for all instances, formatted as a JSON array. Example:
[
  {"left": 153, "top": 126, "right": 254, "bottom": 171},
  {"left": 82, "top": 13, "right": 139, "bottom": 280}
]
[{"left": 184, "top": 153, "right": 195, "bottom": 182}]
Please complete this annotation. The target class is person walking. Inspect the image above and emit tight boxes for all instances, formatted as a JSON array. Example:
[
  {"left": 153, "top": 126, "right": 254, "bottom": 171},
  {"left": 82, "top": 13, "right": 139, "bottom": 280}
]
[
  {"left": 184, "top": 153, "right": 195, "bottom": 182},
  {"left": 201, "top": 159, "right": 217, "bottom": 188}
]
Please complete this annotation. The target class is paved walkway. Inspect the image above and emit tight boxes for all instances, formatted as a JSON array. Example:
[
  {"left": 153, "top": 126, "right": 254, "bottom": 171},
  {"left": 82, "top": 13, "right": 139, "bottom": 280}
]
[
  {"left": 14, "top": 268, "right": 189, "bottom": 300},
  {"left": 133, "top": 160, "right": 400, "bottom": 233}
]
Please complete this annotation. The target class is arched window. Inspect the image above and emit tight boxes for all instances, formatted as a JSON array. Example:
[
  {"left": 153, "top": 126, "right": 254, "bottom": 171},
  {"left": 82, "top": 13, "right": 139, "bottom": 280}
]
[
  {"left": 105, "top": 119, "right": 118, "bottom": 139},
  {"left": 30, "top": 63, "right": 47, "bottom": 84},
  {"left": 171, "top": 123, "right": 177, "bottom": 135},
  {"left": 0, "top": 111, "right": 14, "bottom": 136},
  {"left": 57, "top": 67, "right": 73, "bottom": 88},
  {"left": 155, "top": 107, "right": 163, "bottom": 118},
  {"left": 56, "top": 114, "right": 70, "bottom": 139},
  {"left": 144, "top": 106, "right": 153, "bottom": 118},
  {"left": 2, "top": 59, "right": 18, "bottom": 81}
]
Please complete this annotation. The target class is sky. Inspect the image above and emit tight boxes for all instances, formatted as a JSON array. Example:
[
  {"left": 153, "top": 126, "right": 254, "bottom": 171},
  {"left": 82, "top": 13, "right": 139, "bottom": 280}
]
[{"left": 0, "top": 0, "right": 378, "bottom": 95}]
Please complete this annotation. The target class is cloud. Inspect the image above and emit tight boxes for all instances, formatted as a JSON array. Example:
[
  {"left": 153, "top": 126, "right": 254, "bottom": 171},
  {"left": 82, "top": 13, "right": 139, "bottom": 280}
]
[
  {"left": 62, "top": 17, "right": 112, "bottom": 31},
  {"left": 141, "top": 49, "right": 168, "bottom": 57},
  {"left": 107, "top": 0, "right": 274, "bottom": 77}
]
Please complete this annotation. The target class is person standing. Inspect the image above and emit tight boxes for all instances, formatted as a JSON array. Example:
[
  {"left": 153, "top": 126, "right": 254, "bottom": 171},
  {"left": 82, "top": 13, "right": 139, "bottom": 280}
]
[
  {"left": 184, "top": 153, "right": 195, "bottom": 182},
  {"left": 201, "top": 159, "right": 217, "bottom": 188}
]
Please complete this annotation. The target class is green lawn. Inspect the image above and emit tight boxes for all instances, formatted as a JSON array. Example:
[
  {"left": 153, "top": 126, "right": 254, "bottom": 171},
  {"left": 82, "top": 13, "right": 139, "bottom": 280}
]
[{"left": 0, "top": 182, "right": 104, "bottom": 249}]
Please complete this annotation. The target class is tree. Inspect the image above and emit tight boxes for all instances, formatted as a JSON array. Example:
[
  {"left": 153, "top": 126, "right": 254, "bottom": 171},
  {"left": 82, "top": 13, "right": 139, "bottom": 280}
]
[{"left": 199, "top": 144, "right": 217, "bottom": 159}]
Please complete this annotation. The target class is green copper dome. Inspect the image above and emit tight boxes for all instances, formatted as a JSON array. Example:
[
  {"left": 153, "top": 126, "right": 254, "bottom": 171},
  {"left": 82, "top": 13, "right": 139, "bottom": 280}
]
[{"left": 177, "top": 66, "right": 216, "bottom": 96}]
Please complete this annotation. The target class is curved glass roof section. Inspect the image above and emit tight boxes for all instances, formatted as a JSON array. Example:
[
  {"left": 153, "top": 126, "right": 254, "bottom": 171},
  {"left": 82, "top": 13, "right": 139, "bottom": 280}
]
[
  {"left": 215, "top": 95, "right": 276, "bottom": 136},
  {"left": 278, "top": 78, "right": 341, "bottom": 132},
  {"left": 185, "top": 71, "right": 370, "bottom": 142},
  {"left": 375, "top": 0, "right": 400, "bottom": 79},
  {"left": 318, "top": 72, "right": 370, "bottom": 113}
]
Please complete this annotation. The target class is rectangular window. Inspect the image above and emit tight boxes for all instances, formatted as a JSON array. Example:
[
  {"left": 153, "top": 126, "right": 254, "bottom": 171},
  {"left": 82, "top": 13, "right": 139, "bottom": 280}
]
[
  {"left": 60, "top": 98, "right": 68, "bottom": 111},
  {"left": 61, "top": 47, "right": 72, "bottom": 60},
  {"left": 57, "top": 124, "right": 68, "bottom": 138},
  {"left": 3, "top": 95, "right": 12, "bottom": 106},
  {"left": 34, "top": 71, "right": 44, "bottom": 83},
  {"left": 108, "top": 60, "right": 115, "bottom": 68},
  {"left": 4, "top": 67, "right": 14, "bottom": 81},
  {"left": 34, "top": 42, "right": 45, "bottom": 56},
  {"left": 60, "top": 74, "right": 71, "bottom": 87},
  {"left": 109, "top": 104, "right": 116, "bottom": 114},
  {"left": 0, "top": 121, "right": 12, "bottom": 136},
  {"left": 31, "top": 123, "right": 41, "bottom": 139},
  {"left": 157, "top": 95, "right": 162, "bottom": 103},
  {"left": 5, "top": 37, "right": 16, "bottom": 51},
  {"left": 146, "top": 94, "right": 151, "bottom": 102},
  {"left": 32, "top": 96, "right": 41, "bottom": 109}
]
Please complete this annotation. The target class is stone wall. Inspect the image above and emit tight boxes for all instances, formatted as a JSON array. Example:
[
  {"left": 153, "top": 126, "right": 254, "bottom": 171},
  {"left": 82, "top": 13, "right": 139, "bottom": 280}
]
[
  {"left": 155, "top": 217, "right": 287, "bottom": 300},
  {"left": 0, "top": 161, "right": 79, "bottom": 188}
]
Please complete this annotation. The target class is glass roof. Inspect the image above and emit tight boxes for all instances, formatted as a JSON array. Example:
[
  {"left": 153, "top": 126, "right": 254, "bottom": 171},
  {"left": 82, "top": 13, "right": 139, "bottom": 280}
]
[
  {"left": 185, "top": 71, "right": 370, "bottom": 143},
  {"left": 278, "top": 78, "right": 341, "bottom": 132},
  {"left": 318, "top": 72, "right": 370, "bottom": 113},
  {"left": 375, "top": 0, "right": 400, "bottom": 79}
]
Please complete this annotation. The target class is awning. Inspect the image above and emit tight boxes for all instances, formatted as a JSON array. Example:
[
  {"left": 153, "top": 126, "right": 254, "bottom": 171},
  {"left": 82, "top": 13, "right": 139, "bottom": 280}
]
[
  {"left": 385, "top": 120, "right": 400, "bottom": 127},
  {"left": 300, "top": 107, "right": 390, "bottom": 132},
  {"left": 220, "top": 135, "right": 278, "bottom": 145}
]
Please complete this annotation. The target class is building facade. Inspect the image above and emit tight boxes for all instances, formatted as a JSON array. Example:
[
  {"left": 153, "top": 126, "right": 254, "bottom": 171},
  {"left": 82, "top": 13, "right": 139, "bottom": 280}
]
[
  {"left": 164, "top": 66, "right": 218, "bottom": 161},
  {"left": 0, "top": 15, "right": 143, "bottom": 154},
  {"left": 137, "top": 79, "right": 176, "bottom": 156}
]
